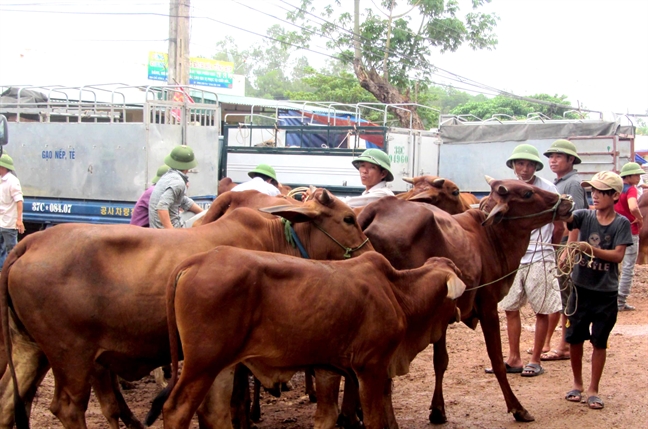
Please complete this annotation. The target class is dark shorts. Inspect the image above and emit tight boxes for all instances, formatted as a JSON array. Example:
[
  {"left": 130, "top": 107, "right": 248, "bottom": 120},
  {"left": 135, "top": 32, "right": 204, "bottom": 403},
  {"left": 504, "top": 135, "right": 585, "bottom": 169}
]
[{"left": 565, "top": 286, "right": 617, "bottom": 349}]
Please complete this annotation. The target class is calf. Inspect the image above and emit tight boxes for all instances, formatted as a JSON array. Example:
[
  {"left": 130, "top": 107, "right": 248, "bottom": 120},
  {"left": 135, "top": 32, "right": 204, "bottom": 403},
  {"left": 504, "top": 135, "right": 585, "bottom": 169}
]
[{"left": 148, "top": 247, "right": 465, "bottom": 429}]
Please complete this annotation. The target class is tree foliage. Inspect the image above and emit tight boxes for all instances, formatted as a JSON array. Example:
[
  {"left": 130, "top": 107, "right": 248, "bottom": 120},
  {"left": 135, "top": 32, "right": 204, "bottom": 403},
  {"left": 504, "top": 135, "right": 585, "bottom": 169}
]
[
  {"left": 286, "top": 0, "right": 499, "bottom": 128},
  {"left": 450, "top": 94, "right": 580, "bottom": 120}
]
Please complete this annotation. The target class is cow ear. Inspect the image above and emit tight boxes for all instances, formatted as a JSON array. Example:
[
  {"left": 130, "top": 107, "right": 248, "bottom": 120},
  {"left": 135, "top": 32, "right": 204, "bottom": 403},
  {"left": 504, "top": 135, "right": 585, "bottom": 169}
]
[
  {"left": 408, "top": 191, "right": 434, "bottom": 203},
  {"left": 446, "top": 274, "right": 466, "bottom": 300},
  {"left": 481, "top": 202, "right": 509, "bottom": 226},
  {"left": 402, "top": 177, "right": 414, "bottom": 184},
  {"left": 259, "top": 205, "right": 319, "bottom": 223}
]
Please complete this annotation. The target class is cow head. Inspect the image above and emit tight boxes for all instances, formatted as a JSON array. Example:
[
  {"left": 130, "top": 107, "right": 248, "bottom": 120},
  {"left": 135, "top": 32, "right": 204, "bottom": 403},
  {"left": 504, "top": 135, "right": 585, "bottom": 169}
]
[
  {"left": 402, "top": 175, "right": 466, "bottom": 215},
  {"left": 260, "top": 188, "right": 374, "bottom": 258},
  {"left": 480, "top": 176, "right": 574, "bottom": 227}
]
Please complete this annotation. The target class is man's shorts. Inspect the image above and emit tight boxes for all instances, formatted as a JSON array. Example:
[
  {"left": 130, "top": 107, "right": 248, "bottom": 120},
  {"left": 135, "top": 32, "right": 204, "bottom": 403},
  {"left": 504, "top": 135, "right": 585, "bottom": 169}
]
[
  {"left": 499, "top": 260, "right": 562, "bottom": 314},
  {"left": 565, "top": 286, "right": 618, "bottom": 349}
]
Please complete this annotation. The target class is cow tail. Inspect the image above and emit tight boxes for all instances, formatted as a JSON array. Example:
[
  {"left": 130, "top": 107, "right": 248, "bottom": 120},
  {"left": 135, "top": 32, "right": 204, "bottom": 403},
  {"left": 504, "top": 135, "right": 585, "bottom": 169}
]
[
  {"left": 0, "top": 241, "right": 30, "bottom": 429},
  {"left": 145, "top": 267, "right": 185, "bottom": 426}
]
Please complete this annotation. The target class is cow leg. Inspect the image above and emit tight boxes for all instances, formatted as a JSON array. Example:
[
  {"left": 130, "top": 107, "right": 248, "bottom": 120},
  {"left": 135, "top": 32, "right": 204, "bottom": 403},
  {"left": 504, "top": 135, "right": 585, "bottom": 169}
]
[
  {"left": 251, "top": 374, "right": 261, "bottom": 422},
  {"left": 313, "top": 370, "right": 341, "bottom": 429},
  {"left": 48, "top": 369, "right": 93, "bottom": 429},
  {"left": 90, "top": 368, "right": 124, "bottom": 429},
  {"left": 195, "top": 367, "right": 236, "bottom": 429},
  {"left": 383, "top": 379, "right": 398, "bottom": 429},
  {"left": 164, "top": 363, "right": 224, "bottom": 429},
  {"left": 339, "top": 376, "right": 362, "bottom": 428},
  {"left": 428, "top": 330, "right": 449, "bottom": 424},
  {"left": 356, "top": 369, "right": 391, "bottom": 429},
  {"left": 0, "top": 332, "right": 50, "bottom": 429},
  {"left": 478, "top": 300, "right": 534, "bottom": 422},
  {"left": 305, "top": 367, "right": 317, "bottom": 403},
  {"left": 91, "top": 368, "right": 145, "bottom": 429}
]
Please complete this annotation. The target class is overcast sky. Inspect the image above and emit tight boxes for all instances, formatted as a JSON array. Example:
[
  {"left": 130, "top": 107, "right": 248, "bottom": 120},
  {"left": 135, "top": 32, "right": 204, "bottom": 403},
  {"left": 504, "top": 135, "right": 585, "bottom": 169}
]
[{"left": 0, "top": 0, "right": 646, "bottom": 116}]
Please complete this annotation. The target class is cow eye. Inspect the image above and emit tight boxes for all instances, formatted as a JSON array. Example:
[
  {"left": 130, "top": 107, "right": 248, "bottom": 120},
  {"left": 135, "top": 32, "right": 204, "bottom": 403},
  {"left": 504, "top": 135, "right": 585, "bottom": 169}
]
[
  {"left": 343, "top": 215, "right": 355, "bottom": 225},
  {"left": 452, "top": 189, "right": 460, "bottom": 196},
  {"left": 523, "top": 191, "right": 533, "bottom": 199}
]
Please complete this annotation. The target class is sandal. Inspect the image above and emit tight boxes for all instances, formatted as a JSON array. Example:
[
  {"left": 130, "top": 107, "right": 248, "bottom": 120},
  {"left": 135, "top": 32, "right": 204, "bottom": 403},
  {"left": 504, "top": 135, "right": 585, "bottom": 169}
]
[
  {"left": 565, "top": 389, "right": 582, "bottom": 402},
  {"left": 587, "top": 395, "right": 604, "bottom": 410},
  {"left": 541, "top": 349, "right": 570, "bottom": 361},
  {"left": 520, "top": 363, "right": 544, "bottom": 377}
]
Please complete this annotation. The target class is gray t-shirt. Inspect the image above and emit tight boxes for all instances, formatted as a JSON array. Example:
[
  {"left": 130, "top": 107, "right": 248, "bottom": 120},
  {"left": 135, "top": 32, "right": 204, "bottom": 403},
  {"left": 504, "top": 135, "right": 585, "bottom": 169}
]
[
  {"left": 568, "top": 209, "right": 633, "bottom": 292},
  {"left": 555, "top": 169, "right": 588, "bottom": 210},
  {"left": 148, "top": 169, "right": 195, "bottom": 229}
]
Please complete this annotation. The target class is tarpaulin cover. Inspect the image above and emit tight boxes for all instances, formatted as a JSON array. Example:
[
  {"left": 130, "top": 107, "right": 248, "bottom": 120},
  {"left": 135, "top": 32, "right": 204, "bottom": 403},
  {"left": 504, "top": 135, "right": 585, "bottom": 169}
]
[
  {"left": 279, "top": 110, "right": 384, "bottom": 148},
  {"left": 0, "top": 87, "right": 49, "bottom": 108},
  {"left": 439, "top": 119, "right": 635, "bottom": 144}
]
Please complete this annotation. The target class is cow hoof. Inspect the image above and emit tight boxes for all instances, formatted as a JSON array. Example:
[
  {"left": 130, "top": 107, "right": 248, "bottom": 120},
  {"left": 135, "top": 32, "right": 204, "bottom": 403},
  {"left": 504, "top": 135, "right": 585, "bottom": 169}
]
[
  {"left": 513, "top": 409, "right": 535, "bottom": 422},
  {"left": 281, "top": 381, "right": 293, "bottom": 391},
  {"left": 308, "top": 393, "right": 317, "bottom": 403},
  {"left": 336, "top": 414, "right": 363, "bottom": 429},
  {"left": 429, "top": 409, "right": 447, "bottom": 424},
  {"left": 251, "top": 409, "right": 261, "bottom": 422}
]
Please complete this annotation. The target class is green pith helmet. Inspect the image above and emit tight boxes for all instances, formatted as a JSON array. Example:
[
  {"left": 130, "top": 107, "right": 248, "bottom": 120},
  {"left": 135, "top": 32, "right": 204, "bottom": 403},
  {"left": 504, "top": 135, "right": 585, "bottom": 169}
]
[
  {"left": 619, "top": 162, "right": 644, "bottom": 177},
  {"left": 352, "top": 149, "right": 394, "bottom": 182},
  {"left": 248, "top": 164, "right": 277, "bottom": 181},
  {"left": 152, "top": 164, "right": 170, "bottom": 185},
  {"left": 506, "top": 144, "right": 544, "bottom": 171},
  {"left": 543, "top": 139, "right": 582, "bottom": 164},
  {"left": 164, "top": 145, "right": 197, "bottom": 170},
  {"left": 0, "top": 153, "right": 14, "bottom": 171}
]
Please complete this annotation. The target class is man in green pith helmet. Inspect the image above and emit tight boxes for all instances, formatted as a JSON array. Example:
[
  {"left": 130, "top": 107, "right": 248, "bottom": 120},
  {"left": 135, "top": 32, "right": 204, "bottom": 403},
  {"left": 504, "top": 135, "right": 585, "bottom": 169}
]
[
  {"left": 231, "top": 163, "right": 281, "bottom": 196},
  {"left": 613, "top": 161, "right": 644, "bottom": 311},
  {"left": 486, "top": 144, "right": 564, "bottom": 378},
  {"left": 0, "top": 153, "right": 24, "bottom": 268},
  {"left": 341, "top": 148, "right": 395, "bottom": 208},
  {"left": 149, "top": 146, "right": 203, "bottom": 229}
]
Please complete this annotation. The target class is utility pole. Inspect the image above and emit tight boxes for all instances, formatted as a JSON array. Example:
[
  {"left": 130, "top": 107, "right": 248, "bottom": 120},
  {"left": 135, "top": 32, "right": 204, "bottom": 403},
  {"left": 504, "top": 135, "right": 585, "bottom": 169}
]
[{"left": 168, "top": 0, "right": 191, "bottom": 85}]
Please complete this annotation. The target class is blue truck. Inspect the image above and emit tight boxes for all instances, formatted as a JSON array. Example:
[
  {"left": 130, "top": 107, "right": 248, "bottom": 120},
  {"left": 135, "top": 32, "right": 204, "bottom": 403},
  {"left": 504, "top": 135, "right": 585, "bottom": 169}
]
[{"left": 0, "top": 84, "right": 221, "bottom": 234}]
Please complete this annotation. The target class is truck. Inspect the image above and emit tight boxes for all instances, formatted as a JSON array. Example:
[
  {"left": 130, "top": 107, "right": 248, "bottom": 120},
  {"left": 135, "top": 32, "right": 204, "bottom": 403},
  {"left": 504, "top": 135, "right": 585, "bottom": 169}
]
[
  {"left": 0, "top": 84, "right": 637, "bottom": 233},
  {"left": 221, "top": 107, "right": 636, "bottom": 199},
  {"left": 0, "top": 84, "right": 221, "bottom": 234}
]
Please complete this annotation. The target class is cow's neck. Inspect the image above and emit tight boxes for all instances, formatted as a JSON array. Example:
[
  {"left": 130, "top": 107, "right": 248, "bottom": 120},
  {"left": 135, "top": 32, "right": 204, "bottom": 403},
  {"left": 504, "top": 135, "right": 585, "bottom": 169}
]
[{"left": 482, "top": 222, "right": 533, "bottom": 282}]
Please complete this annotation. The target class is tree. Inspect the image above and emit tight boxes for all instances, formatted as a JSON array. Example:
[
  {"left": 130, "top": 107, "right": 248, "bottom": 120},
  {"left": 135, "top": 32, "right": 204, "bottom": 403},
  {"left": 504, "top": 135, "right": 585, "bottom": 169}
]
[
  {"left": 287, "top": 0, "right": 499, "bottom": 128},
  {"left": 450, "top": 94, "right": 580, "bottom": 120}
]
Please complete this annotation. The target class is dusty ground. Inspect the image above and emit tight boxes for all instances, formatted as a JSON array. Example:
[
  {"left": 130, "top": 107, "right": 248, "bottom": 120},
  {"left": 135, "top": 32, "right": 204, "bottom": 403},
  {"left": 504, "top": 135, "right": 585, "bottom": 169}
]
[{"left": 28, "top": 267, "right": 648, "bottom": 429}]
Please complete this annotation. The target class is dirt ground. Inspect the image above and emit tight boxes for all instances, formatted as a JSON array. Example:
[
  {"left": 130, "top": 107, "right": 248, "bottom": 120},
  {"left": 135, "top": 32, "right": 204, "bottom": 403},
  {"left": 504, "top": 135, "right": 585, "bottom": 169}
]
[{"left": 28, "top": 267, "right": 648, "bottom": 429}]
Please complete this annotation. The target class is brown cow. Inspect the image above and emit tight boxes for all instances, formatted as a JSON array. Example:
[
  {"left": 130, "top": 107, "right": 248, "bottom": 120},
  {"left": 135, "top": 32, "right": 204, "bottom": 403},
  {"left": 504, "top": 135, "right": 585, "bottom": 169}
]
[
  {"left": 0, "top": 189, "right": 372, "bottom": 429},
  {"left": 192, "top": 189, "right": 302, "bottom": 227},
  {"left": 319, "top": 176, "right": 574, "bottom": 427},
  {"left": 148, "top": 247, "right": 466, "bottom": 429},
  {"left": 397, "top": 175, "right": 480, "bottom": 214}
]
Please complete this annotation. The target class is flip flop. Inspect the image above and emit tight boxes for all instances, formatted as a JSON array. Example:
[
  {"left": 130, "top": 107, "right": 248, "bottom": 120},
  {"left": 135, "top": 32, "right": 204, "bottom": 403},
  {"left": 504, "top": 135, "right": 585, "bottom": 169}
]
[
  {"left": 565, "top": 389, "right": 582, "bottom": 402},
  {"left": 520, "top": 363, "right": 544, "bottom": 377},
  {"left": 484, "top": 363, "right": 523, "bottom": 374},
  {"left": 587, "top": 395, "right": 604, "bottom": 410},
  {"left": 541, "top": 350, "right": 571, "bottom": 361}
]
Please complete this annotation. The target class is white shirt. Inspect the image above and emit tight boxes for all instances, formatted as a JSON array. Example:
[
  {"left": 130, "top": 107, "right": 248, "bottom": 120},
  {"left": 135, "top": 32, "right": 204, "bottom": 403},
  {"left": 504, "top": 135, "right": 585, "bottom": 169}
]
[
  {"left": 0, "top": 172, "right": 24, "bottom": 228},
  {"left": 342, "top": 181, "right": 394, "bottom": 208},
  {"left": 521, "top": 176, "right": 558, "bottom": 264},
  {"left": 231, "top": 177, "right": 281, "bottom": 197}
]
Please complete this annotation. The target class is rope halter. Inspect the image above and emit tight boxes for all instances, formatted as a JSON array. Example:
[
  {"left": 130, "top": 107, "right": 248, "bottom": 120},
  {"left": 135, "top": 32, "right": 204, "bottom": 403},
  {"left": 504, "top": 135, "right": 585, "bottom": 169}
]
[{"left": 281, "top": 218, "right": 370, "bottom": 259}]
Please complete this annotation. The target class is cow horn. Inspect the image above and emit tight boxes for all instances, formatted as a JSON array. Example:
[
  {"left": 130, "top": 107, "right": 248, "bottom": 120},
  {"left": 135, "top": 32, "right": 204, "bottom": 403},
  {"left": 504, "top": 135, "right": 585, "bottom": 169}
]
[
  {"left": 497, "top": 185, "right": 509, "bottom": 195},
  {"left": 402, "top": 177, "right": 414, "bottom": 184},
  {"left": 432, "top": 178, "right": 445, "bottom": 188},
  {"left": 318, "top": 189, "right": 333, "bottom": 206},
  {"left": 484, "top": 175, "right": 495, "bottom": 185},
  {"left": 482, "top": 203, "right": 509, "bottom": 226}
]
